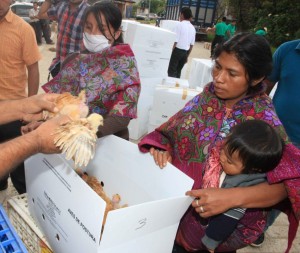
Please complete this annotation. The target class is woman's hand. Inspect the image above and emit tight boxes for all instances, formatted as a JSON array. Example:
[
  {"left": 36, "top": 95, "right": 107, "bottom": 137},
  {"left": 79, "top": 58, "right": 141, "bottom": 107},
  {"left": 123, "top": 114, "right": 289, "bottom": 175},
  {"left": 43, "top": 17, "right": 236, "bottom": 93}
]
[
  {"left": 187, "top": 183, "right": 287, "bottom": 218},
  {"left": 149, "top": 147, "right": 172, "bottom": 169},
  {"left": 187, "top": 188, "right": 235, "bottom": 218}
]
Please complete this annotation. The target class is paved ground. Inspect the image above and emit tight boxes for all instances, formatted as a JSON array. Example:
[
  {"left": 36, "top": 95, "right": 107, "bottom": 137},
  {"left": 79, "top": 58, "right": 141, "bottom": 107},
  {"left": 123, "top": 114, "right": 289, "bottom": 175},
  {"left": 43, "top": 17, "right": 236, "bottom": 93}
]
[{"left": 7, "top": 27, "right": 300, "bottom": 252}]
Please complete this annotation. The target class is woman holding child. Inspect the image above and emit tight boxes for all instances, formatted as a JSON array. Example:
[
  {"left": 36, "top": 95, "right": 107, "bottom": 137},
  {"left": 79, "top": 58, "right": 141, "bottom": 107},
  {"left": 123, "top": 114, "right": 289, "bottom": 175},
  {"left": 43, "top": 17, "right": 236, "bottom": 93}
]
[{"left": 139, "top": 33, "right": 300, "bottom": 252}]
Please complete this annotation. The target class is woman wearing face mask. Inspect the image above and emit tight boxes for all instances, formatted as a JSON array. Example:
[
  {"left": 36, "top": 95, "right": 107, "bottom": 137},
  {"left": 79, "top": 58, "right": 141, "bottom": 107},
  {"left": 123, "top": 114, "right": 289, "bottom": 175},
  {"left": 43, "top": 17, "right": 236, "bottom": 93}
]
[{"left": 42, "top": 1, "right": 140, "bottom": 140}]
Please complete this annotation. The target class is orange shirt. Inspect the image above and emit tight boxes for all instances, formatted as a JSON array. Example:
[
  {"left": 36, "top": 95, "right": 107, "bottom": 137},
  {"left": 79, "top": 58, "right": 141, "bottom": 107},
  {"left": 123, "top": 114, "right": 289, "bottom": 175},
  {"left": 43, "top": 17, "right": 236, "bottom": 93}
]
[{"left": 0, "top": 9, "right": 41, "bottom": 100}]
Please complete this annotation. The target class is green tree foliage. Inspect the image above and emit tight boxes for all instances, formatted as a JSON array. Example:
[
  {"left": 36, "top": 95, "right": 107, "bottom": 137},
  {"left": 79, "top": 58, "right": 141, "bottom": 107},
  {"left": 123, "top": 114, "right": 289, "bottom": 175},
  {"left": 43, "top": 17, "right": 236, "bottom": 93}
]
[
  {"left": 150, "top": 0, "right": 166, "bottom": 14},
  {"left": 229, "top": 0, "right": 300, "bottom": 47},
  {"left": 134, "top": 0, "right": 166, "bottom": 16}
]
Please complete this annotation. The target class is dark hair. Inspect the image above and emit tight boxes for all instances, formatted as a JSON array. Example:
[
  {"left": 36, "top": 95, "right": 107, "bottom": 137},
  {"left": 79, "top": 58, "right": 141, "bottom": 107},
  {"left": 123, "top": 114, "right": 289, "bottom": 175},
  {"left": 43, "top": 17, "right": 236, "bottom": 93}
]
[
  {"left": 181, "top": 7, "right": 192, "bottom": 20},
  {"left": 83, "top": 1, "right": 123, "bottom": 45},
  {"left": 222, "top": 16, "right": 227, "bottom": 22},
  {"left": 213, "top": 33, "right": 273, "bottom": 94},
  {"left": 225, "top": 120, "right": 284, "bottom": 173}
]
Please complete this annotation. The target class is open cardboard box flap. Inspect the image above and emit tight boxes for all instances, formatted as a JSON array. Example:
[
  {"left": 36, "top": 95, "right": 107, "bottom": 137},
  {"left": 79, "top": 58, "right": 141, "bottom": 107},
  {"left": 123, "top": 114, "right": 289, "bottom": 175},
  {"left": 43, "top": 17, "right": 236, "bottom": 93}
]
[{"left": 25, "top": 135, "right": 194, "bottom": 253}]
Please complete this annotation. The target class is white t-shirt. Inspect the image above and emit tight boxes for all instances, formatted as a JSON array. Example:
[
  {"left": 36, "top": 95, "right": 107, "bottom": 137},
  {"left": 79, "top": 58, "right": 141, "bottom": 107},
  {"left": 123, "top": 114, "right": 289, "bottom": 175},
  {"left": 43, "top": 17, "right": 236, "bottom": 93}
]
[
  {"left": 175, "top": 20, "right": 196, "bottom": 51},
  {"left": 29, "top": 8, "right": 40, "bottom": 23}
]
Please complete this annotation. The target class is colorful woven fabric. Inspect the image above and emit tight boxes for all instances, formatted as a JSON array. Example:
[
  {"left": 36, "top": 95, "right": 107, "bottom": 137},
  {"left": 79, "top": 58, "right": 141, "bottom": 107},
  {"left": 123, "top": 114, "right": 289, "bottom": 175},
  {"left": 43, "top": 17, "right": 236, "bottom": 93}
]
[
  {"left": 139, "top": 82, "right": 300, "bottom": 251},
  {"left": 42, "top": 44, "right": 140, "bottom": 118}
]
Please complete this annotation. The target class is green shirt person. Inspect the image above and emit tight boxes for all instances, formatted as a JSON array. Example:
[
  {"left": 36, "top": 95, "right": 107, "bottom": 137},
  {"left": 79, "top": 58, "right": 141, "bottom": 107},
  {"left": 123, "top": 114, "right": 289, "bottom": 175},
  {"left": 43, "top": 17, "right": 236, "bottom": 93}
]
[
  {"left": 207, "top": 17, "right": 228, "bottom": 57},
  {"left": 225, "top": 19, "right": 237, "bottom": 40},
  {"left": 215, "top": 18, "right": 228, "bottom": 36},
  {"left": 255, "top": 27, "right": 267, "bottom": 36}
]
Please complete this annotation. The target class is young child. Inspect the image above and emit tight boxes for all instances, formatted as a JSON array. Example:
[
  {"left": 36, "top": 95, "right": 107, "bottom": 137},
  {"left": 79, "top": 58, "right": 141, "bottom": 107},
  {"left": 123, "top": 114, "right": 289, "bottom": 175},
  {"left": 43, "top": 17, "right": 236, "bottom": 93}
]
[{"left": 201, "top": 119, "right": 284, "bottom": 252}]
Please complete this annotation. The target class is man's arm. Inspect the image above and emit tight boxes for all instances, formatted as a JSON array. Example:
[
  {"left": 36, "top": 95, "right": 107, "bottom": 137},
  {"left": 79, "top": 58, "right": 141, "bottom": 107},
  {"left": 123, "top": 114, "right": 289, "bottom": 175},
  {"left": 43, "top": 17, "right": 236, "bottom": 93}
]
[
  {"left": 187, "top": 45, "right": 193, "bottom": 58},
  {"left": 172, "top": 42, "right": 177, "bottom": 50},
  {"left": 0, "top": 94, "right": 59, "bottom": 124},
  {"left": 38, "top": 0, "right": 51, "bottom": 19},
  {"left": 0, "top": 115, "right": 69, "bottom": 178},
  {"left": 0, "top": 133, "right": 40, "bottom": 178},
  {"left": 27, "top": 62, "right": 40, "bottom": 96},
  {"left": 28, "top": 9, "right": 37, "bottom": 20}
]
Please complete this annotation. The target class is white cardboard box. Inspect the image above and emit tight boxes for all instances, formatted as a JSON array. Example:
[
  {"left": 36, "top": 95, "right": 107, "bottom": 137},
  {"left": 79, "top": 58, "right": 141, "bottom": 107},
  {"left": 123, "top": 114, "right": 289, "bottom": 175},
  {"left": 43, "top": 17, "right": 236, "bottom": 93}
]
[
  {"left": 124, "top": 23, "right": 176, "bottom": 78},
  {"left": 121, "top": 20, "right": 139, "bottom": 42},
  {"left": 188, "top": 58, "right": 213, "bottom": 88},
  {"left": 128, "top": 77, "right": 190, "bottom": 140},
  {"left": 149, "top": 86, "right": 202, "bottom": 132},
  {"left": 128, "top": 77, "right": 163, "bottom": 140},
  {"left": 125, "top": 23, "right": 175, "bottom": 49},
  {"left": 162, "top": 77, "right": 189, "bottom": 88},
  {"left": 159, "top": 20, "right": 180, "bottom": 33},
  {"left": 131, "top": 44, "right": 173, "bottom": 78},
  {"left": 25, "top": 135, "right": 194, "bottom": 253}
]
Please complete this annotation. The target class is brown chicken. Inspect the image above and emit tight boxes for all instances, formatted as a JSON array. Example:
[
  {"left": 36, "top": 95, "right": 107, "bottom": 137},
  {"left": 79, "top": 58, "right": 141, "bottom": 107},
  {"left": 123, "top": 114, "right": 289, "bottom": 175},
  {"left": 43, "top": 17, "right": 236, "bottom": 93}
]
[
  {"left": 43, "top": 90, "right": 89, "bottom": 120},
  {"left": 43, "top": 91, "right": 103, "bottom": 167},
  {"left": 54, "top": 113, "right": 103, "bottom": 167},
  {"left": 78, "top": 171, "right": 127, "bottom": 226},
  {"left": 79, "top": 172, "right": 114, "bottom": 226}
]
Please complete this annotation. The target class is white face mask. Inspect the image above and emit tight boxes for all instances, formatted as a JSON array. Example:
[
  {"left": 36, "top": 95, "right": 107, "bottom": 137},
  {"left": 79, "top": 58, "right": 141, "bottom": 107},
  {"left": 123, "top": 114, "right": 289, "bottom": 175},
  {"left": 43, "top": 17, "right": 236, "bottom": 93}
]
[{"left": 83, "top": 33, "right": 110, "bottom": 53}]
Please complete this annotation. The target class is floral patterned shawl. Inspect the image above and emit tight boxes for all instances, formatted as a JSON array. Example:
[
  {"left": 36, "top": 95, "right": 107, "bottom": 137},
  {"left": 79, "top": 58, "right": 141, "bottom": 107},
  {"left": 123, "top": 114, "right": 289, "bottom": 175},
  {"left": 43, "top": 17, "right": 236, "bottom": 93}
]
[
  {"left": 139, "top": 82, "right": 300, "bottom": 252},
  {"left": 42, "top": 44, "right": 140, "bottom": 118}
]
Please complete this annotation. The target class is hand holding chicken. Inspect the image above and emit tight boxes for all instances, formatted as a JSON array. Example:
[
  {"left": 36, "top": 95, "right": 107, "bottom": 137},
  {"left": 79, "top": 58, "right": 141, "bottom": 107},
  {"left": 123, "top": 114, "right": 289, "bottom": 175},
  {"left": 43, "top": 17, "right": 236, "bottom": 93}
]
[{"left": 42, "top": 91, "right": 103, "bottom": 167}]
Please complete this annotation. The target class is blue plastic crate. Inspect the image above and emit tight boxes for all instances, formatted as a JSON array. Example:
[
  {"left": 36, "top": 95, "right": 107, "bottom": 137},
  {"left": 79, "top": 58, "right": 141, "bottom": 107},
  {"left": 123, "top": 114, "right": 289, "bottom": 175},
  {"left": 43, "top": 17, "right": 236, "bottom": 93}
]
[{"left": 0, "top": 205, "right": 27, "bottom": 253}]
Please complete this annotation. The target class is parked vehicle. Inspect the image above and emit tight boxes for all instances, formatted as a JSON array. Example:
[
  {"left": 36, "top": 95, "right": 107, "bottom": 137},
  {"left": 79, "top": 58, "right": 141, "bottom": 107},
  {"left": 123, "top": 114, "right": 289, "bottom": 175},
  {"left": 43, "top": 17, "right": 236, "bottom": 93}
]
[
  {"left": 10, "top": 2, "right": 33, "bottom": 23},
  {"left": 148, "top": 13, "right": 157, "bottom": 20},
  {"left": 135, "top": 13, "right": 158, "bottom": 21},
  {"left": 136, "top": 14, "right": 148, "bottom": 20}
]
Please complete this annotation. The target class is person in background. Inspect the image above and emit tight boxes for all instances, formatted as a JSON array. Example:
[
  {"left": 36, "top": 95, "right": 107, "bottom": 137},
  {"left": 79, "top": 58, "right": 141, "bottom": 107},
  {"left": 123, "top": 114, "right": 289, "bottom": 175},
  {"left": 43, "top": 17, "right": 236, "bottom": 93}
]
[
  {"left": 29, "top": 1, "right": 42, "bottom": 45},
  {"left": 255, "top": 27, "right": 267, "bottom": 36},
  {"left": 38, "top": 0, "right": 89, "bottom": 78},
  {"left": 42, "top": 1, "right": 141, "bottom": 141},
  {"left": 0, "top": 0, "right": 41, "bottom": 201},
  {"left": 266, "top": 39, "right": 300, "bottom": 149},
  {"left": 208, "top": 16, "right": 227, "bottom": 57},
  {"left": 138, "top": 33, "right": 300, "bottom": 253},
  {"left": 225, "top": 18, "right": 236, "bottom": 40},
  {"left": 0, "top": 94, "right": 69, "bottom": 179},
  {"left": 167, "top": 7, "right": 196, "bottom": 78},
  {"left": 253, "top": 38, "right": 300, "bottom": 249},
  {"left": 40, "top": 19, "right": 54, "bottom": 45},
  {"left": 201, "top": 120, "right": 284, "bottom": 253}
]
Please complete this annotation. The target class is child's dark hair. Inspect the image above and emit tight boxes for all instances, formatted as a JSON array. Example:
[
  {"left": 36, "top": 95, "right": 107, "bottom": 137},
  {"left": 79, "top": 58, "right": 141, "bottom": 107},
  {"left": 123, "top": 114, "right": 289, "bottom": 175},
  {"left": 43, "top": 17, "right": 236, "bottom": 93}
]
[
  {"left": 225, "top": 120, "right": 284, "bottom": 173},
  {"left": 83, "top": 1, "right": 123, "bottom": 45},
  {"left": 181, "top": 7, "right": 193, "bottom": 20},
  {"left": 213, "top": 32, "right": 272, "bottom": 95}
]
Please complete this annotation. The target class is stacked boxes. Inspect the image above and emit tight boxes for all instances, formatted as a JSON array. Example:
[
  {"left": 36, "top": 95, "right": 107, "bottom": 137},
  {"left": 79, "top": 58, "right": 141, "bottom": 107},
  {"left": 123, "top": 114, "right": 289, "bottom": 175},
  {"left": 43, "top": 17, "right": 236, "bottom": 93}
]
[
  {"left": 128, "top": 77, "right": 190, "bottom": 140},
  {"left": 124, "top": 23, "right": 176, "bottom": 78},
  {"left": 121, "top": 22, "right": 181, "bottom": 140},
  {"left": 0, "top": 204, "right": 28, "bottom": 253},
  {"left": 128, "top": 77, "right": 163, "bottom": 140},
  {"left": 148, "top": 86, "right": 202, "bottom": 133},
  {"left": 6, "top": 194, "right": 52, "bottom": 253}
]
